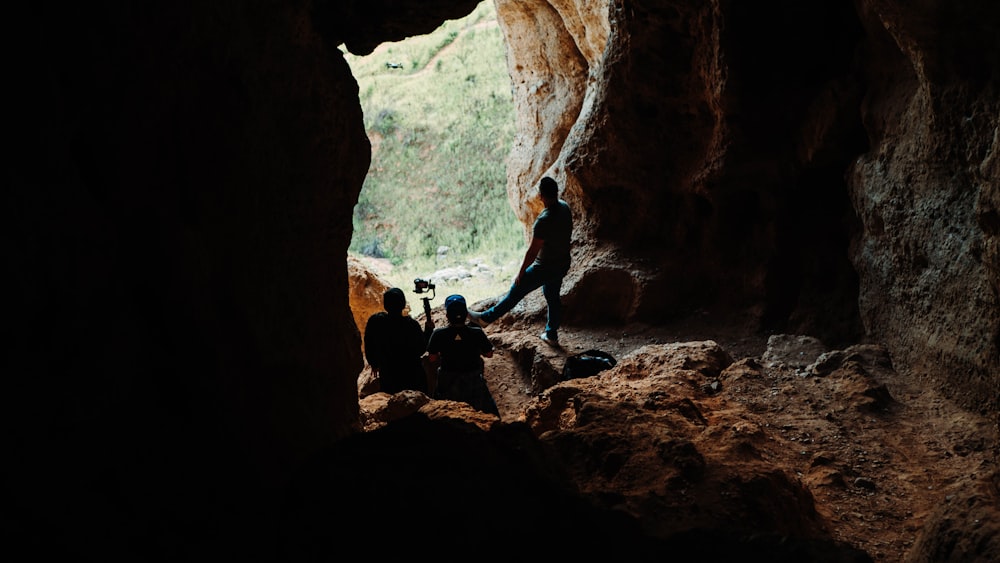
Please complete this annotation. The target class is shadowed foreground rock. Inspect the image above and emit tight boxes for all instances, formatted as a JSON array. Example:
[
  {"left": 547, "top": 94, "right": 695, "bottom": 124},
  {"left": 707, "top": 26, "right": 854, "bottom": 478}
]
[
  {"left": 907, "top": 472, "right": 1000, "bottom": 563},
  {"left": 279, "top": 414, "right": 872, "bottom": 561}
]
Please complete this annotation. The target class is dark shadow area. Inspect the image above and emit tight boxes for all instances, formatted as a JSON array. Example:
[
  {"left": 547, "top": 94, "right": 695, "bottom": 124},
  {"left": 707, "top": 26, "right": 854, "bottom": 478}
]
[
  {"left": 278, "top": 413, "right": 874, "bottom": 560},
  {"left": 720, "top": 0, "right": 868, "bottom": 342}
]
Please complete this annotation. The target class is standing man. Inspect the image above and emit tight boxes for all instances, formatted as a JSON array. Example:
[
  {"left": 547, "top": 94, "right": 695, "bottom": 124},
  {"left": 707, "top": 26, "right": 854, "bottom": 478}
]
[{"left": 468, "top": 176, "right": 573, "bottom": 346}]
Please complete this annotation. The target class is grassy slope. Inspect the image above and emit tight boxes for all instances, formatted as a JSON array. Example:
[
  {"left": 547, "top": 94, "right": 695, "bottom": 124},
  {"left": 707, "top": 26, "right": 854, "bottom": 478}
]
[{"left": 343, "top": 2, "right": 523, "bottom": 307}]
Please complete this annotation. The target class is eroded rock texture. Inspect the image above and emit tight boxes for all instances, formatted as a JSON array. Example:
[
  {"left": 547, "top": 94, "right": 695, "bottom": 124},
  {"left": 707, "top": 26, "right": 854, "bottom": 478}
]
[
  {"left": 5, "top": 0, "right": 998, "bottom": 560},
  {"left": 495, "top": 0, "right": 998, "bottom": 415},
  {"left": 848, "top": 2, "right": 1000, "bottom": 415}
]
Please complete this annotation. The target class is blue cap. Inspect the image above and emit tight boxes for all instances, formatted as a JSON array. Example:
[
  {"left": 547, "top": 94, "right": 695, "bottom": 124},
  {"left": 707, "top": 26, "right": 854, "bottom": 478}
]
[{"left": 445, "top": 294, "right": 467, "bottom": 323}]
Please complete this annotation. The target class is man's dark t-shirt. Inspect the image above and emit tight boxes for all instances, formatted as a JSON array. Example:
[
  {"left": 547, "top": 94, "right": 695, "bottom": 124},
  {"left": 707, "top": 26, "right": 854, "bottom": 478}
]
[
  {"left": 364, "top": 312, "right": 427, "bottom": 394},
  {"left": 426, "top": 323, "right": 498, "bottom": 416},
  {"left": 426, "top": 324, "right": 493, "bottom": 372},
  {"left": 532, "top": 199, "right": 572, "bottom": 273}
]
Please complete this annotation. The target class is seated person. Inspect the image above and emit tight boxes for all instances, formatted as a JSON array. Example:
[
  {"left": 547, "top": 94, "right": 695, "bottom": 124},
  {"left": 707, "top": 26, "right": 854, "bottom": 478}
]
[
  {"left": 426, "top": 294, "right": 499, "bottom": 417},
  {"left": 364, "top": 287, "right": 431, "bottom": 394}
]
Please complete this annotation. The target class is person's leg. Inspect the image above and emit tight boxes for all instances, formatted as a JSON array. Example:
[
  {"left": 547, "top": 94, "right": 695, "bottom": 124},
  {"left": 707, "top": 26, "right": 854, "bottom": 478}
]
[
  {"left": 476, "top": 375, "right": 500, "bottom": 417},
  {"left": 464, "top": 372, "right": 500, "bottom": 416},
  {"left": 542, "top": 274, "right": 565, "bottom": 338},
  {"left": 481, "top": 265, "right": 545, "bottom": 323},
  {"left": 435, "top": 369, "right": 457, "bottom": 401}
]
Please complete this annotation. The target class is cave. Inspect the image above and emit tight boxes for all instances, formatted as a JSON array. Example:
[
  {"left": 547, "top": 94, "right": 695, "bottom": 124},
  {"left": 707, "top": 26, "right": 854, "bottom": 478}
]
[{"left": 6, "top": 1, "right": 998, "bottom": 561}]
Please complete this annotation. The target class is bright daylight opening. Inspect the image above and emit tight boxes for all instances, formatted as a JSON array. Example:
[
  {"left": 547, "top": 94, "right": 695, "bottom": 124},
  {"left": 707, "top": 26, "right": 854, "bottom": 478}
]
[{"left": 342, "top": 1, "right": 522, "bottom": 310}]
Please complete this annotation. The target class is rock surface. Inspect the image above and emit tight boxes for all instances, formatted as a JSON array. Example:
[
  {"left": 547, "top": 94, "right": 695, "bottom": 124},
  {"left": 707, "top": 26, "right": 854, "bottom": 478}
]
[{"left": 352, "top": 280, "right": 998, "bottom": 561}]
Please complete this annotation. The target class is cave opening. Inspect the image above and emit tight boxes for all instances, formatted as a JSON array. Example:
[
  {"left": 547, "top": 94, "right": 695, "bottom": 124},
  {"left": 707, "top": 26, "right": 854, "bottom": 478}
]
[{"left": 341, "top": 1, "right": 523, "bottom": 308}]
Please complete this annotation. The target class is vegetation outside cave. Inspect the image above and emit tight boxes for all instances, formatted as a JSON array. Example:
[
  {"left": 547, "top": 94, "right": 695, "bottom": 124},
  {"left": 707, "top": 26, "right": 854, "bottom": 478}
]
[{"left": 343, "top": 1, "right": 522, "bottom": 308}]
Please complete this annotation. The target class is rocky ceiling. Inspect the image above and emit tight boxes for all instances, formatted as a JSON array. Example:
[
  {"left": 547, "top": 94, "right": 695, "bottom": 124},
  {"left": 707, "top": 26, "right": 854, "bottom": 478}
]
[{"left": 6, "top": 0, "right": 998, "bottom": 560}]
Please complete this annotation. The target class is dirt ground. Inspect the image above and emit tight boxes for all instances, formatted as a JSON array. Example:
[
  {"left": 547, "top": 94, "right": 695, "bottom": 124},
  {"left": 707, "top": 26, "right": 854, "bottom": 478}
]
[
  {"left": 481, "top": 310, "right": 770, "bottom": 421},
  {"left": 495, "top": 311, "right": 995, "bottom": 559},
  {"left": 359, "top": 300, "right": 998, "bottom": 561}
]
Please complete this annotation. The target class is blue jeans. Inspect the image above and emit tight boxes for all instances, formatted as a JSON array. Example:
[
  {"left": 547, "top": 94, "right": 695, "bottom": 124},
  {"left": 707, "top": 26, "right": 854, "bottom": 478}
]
[{"left": 481, "top": 263, "right": 566, "bottom": 336}]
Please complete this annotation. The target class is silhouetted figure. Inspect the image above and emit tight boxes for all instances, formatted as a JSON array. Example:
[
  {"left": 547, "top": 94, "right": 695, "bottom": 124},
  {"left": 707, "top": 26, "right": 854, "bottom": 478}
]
[
  {"left": 468, "top": 176, "right": 572, "bottom": 346},
  {"left": 426, "top": 295, "right": 499, "bottom": 416},
  {"left": 364, "top": 287, "right": 432, "bottom": 394}
]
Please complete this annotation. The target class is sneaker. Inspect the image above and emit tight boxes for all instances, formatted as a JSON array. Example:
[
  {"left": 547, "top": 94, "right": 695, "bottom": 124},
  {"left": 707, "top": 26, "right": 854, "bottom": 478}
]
[
  {"left": 467, "top": 310, "right": 490, "bottom": 328},
  {"left": 539, "top": 331, "right": 560, "bottom": 346}
]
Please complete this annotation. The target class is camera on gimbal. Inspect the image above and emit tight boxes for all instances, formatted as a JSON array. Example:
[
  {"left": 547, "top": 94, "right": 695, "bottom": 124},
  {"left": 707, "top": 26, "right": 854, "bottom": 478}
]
[
  {"left": 413, "top": 278, "right": 436, "bottom": 319},
  {"left": 413, "top": 278, "right": 435, "bottom": 296}
]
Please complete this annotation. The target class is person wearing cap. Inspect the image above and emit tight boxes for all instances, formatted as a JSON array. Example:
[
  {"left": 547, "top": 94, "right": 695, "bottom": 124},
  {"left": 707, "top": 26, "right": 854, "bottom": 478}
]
[
  {"left": 468, "top": 175, "right": 572, "bottom": 346},
  {"left": 364, "top": 287, "right": 433, "bottom": 394},
  {"left": 426, "top": 294, "right": 500, "bottom": 417}
]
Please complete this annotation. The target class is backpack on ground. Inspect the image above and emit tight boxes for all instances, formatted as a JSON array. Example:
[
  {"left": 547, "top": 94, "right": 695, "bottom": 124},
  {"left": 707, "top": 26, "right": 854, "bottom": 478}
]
[{"left": 562, "top": 349, "right": 617, "bottom": 381}]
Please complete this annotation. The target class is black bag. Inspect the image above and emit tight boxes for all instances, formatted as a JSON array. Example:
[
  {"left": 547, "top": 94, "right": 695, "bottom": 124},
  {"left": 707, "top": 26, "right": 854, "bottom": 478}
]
[{"left": 562, "top": 349, "right": 617, "bottom": 380}]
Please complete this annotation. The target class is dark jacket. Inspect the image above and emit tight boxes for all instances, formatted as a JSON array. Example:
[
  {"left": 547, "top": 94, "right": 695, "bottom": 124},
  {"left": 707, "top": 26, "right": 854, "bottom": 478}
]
[{"left": 364, "top": 312, "right": 428, "bottom": 394}]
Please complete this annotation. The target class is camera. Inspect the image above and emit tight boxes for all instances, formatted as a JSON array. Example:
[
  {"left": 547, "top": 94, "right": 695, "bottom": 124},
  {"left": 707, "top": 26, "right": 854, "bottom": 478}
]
[
  {"left": 413, "top": 278, "right": 435, "bottom": 295},
  {"left": 413, "top": 278, "right": 436, "bottom": 318}
]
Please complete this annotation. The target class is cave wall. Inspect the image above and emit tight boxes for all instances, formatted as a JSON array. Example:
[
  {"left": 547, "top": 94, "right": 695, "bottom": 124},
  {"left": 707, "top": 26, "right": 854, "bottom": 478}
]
[
  {"left": 3, "top": 1, "right": 473, "bottom": 559},
  {"left": 494, "top": 0, "right": 998, "bottom": 413},
  {"left": 500, "top": 0, "right": 872, "bottom": 337},
  {"left": 848, "top": 1, "right": 1000, "bottom": 415},
  {"left": 494, "top": 0, "right": 605, "bottom": 224},
  {"left": 4, "top": 0, "right": 998, "bottom": 558}
]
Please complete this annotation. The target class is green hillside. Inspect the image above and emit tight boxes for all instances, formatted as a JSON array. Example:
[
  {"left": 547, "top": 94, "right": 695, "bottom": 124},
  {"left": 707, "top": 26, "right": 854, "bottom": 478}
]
[{"left": 342, "top": 2, "right": 522, "bottom": 306}]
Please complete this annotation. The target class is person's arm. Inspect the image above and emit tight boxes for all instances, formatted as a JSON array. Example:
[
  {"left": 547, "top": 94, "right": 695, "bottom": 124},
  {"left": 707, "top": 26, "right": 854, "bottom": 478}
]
[
  {"left": 422, "top": 352, "right": 437, "bottom": 396},
  {"left": 407, "top": 318, "right": 424, "bottom": 348},
  {"left": 421, "top": 297, "right": 435, "bottom": 336},
  {"left": 363, "top": 316, "right": 380, "bottom": 377},
  {"left": 425, "top": 330, "right": 442, "bottom": 368},
  {"left": 478, "top": 330, "right": 494, "bottom": 359},
  {"left": 514, "top": 237, "right": 543, "bottom": 285},
  {"left": 424, "top": 326, "right": 442, "bottom": 395},
  {"left": 423, "top": 317, "right": 435, "bottom": 341},
  {"left": 426, "top": 350, "right": 441, "bottom": 391}
]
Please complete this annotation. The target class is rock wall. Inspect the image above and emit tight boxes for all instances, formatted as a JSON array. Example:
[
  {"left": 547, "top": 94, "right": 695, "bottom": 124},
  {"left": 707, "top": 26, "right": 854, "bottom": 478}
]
[
  {"left": 499, "top": 0, "right": 871, "bottom": 336},
  {"left": 6, "top": 1, "right": 412, "bottom": 559},
  {"left": 2, "top": 0, "right": 492, "bottom": 559},
  {"left": 494, "top": 0, "right": 999, "bottom": 413},
  {"left": 347, "top": 255, "right": 392, "bottom": 355},
  {"left": 848, "top": 1, "right": 1000, "bottom": 415}
]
